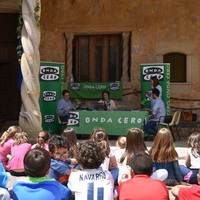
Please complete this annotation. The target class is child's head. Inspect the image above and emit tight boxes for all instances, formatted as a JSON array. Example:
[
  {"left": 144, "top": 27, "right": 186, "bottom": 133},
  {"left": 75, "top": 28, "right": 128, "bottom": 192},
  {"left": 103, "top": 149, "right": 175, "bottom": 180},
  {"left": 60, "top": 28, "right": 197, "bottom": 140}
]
[
  {"left": 62, "top": 128, "right": 77, "bottom": 147},
  {"left": 90, "top": 127, "right": 110, "bottom": 157},
  {"left": 130, "top": 152, "right": 153, "bottom": 177},
  {"left": 116, "top": 136, "right": 126, "bottom": 149},
  {"left": 149, "top": 128, "right": 178, "bottom": 162},
  {"left": 35, "top": 131, "right": 51, "bottom": 149},
  {"left": 13, "top": 132, "right": 29, "bottom": 146},
  {"left": 90, "top": 127, "right": 109, "bottom": 142},
  {"left": 121, "top": 128, "right": 147, "bottom": 165},
  {"left": 0, "top": 126, "right": 22, "bottom": 145},
  {"left": 49, "top": 135, "right": 69, "bottom": 162},
  {"left": 24, "top": 148, "right": 51, "bottom": 177},
  {"left": 75, "top": 140, "right": 105, "bottom": 169},
  {"left": 188, "top": 132, "right": 200, "bottom": 149},
  {"left": 126, "top": 128, "right": 147, "bottom": 154}
]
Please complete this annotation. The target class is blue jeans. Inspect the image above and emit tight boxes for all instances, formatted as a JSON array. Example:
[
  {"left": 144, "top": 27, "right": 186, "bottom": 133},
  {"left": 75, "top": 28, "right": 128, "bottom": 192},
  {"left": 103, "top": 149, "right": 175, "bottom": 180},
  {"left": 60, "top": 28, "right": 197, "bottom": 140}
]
[
  {"left": 179, "top": 165, "right": 198, "bottom": 184},
  {"left": 60, "top": 114, "right": 69, "bottom": 123},
  {"left": 153, "top": 160, "right": 183, "bottom": 182},
  {"left": 143, "top": 120, "right": 158, "bottom": 136}
]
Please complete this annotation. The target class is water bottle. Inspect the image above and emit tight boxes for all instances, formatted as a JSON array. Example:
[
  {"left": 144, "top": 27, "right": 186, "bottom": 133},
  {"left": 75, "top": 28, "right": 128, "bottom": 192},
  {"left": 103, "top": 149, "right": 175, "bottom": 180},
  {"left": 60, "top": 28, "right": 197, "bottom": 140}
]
[{"left": 107, "top": 103, "right": 110, "bottom": 111}]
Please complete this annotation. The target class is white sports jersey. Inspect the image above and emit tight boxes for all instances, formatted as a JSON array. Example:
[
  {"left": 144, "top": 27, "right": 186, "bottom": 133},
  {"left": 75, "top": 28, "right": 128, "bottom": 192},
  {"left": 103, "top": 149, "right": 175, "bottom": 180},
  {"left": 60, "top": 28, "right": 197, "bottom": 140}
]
[{"left": 68, "top": 169, "right": 114, "bottom": 200}]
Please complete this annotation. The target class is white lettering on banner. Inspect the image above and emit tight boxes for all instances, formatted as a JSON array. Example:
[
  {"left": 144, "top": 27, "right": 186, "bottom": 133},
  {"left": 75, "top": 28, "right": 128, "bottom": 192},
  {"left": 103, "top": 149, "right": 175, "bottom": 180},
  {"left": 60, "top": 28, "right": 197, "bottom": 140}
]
[
  {"left": 118, "top": 118, "right": 122, "bottom": 123},
  {"left": 101, "top": 118, "right": 106, "bottom": 123},
  {"left": 95, "top": 85, "right": 106, "bottom": 89},
  {"left": 85, "top": 117, "right": 143, "bottom": 124},
  {"left": 107, "top": 118, "right": 113, "bottom": 123},
  {"left": 85, "top": 117, "right": 90, "bottom": 123},
  {"left": 83, "top": 85, "right": 106, "bottom": 89},
  {"left": 84, "top": 85, "right": 95, "bottom": 89},
  {"left": 92, "top": 117, "right": 98, "bottom": 122},
  {"left": 131, "top": 118, "right": 136, "bottom": 123}
]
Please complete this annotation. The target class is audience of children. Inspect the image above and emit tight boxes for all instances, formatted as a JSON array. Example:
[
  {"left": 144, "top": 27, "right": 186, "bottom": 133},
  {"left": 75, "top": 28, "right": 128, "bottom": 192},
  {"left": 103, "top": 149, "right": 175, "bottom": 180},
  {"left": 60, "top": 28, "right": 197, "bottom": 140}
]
[
  {"left": 171, "top": 168, "right": 200, "bottom": 200},
  {"left": 12, "top": 148, "right": 72, "bottom": 200},
  {"left": 90, "top": 127, "right": 118, "bottom": 182},
  {"left": 118, "top": 128, "right": 168, "bottom": 183},
  {"left": 47, "top": 135, "right": 77, "bottom": 182},
  {"left": 118, "top": 152, "right": 169, "bottom": 200},
  {"left": 0, "top": 126, "right": 22, "bottom": 169},
  {"left": 179, "top": 132, "right": 200, "bottom": 184},
  {"left": 68, "top": 140, "right": 114, "bottom": 200},
  {"left": 7, "top": 132, "right": 31, "bottom": 176},
  {"left": 61, "top": 128, "right": 77, "bottom": 158},
  {"left": 2, "top": 124, "right": 200, "bottom": 200},
  {"left": 0, "top": 161, "right": 10, "bottom": 200},
  {"left": 31, "top": 131, "right": 51, "bottom": 151}
]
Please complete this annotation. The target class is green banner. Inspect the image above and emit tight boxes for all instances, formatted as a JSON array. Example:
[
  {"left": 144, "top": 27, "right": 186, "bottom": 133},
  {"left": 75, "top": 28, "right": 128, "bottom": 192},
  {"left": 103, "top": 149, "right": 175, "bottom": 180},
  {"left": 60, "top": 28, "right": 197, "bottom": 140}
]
[
  {"left": 67, "top": 111, "right": 149, "bottom": 135},
  {"left": 140, "top": 63, "right": 170, "bottom": 115},
  {"left": 68, "top": 82, "right": 123, "bottom": 99},
  {"left": 39, "top": 62, "right": 64, "bottom": 134}
]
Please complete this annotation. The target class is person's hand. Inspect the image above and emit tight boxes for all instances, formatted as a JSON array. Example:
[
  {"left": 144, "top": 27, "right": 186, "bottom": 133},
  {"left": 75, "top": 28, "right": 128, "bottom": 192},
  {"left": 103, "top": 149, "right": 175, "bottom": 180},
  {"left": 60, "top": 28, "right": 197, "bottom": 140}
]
[
  {"left": 145, "top": 90, "right": 150, "bottom": 95},
  {"left": 64, "top": 108, "right": 68, "bottom": 112}
]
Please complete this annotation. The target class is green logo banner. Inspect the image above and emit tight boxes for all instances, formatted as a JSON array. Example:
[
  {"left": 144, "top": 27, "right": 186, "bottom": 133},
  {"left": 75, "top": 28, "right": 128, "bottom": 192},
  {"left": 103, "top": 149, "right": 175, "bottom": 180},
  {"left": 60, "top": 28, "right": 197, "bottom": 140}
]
[
  {"left": 68, "top": 82, "right": 123, "bottom": 99},
  {"left": 39, "top": 62, "right": 64, "bottom": 134},
  {"left": 67, "top": 111, "right": 149, "bottom": 135},
  {"left": 140, "top": 63, "right": 170, "bottom": 115}
]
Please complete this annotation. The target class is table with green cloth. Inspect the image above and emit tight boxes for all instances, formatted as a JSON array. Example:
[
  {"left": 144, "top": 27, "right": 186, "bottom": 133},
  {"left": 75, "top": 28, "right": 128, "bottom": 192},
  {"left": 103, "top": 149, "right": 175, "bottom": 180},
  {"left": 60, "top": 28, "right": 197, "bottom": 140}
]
[{"left": 67, "top": 110, "right": 149, "bottom": 135}]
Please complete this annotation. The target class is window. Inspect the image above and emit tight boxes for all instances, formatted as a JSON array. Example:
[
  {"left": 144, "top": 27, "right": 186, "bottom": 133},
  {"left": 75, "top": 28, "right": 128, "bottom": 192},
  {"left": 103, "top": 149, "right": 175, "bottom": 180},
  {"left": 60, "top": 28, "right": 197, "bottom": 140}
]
[
  {"left": 72, "top": 34, "right": 123, "bottom": 82},
  {"left": 163, "top": 53, "right": 186, "bottom": 82}
]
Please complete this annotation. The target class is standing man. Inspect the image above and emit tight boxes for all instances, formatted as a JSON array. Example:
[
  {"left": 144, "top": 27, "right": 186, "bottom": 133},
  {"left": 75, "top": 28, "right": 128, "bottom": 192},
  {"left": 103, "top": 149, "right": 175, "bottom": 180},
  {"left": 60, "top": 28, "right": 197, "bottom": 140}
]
[
  {"left": 57, "top": 90, "right": 73, "bottom": 123},
  {"left": 143, "top": 88, "right": 166, "bottom": 139}
]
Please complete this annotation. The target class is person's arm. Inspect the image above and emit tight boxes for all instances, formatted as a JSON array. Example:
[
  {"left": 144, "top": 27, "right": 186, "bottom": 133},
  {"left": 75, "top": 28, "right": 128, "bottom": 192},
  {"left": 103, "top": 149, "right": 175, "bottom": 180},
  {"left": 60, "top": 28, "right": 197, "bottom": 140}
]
[
  {"left": 185, "top": 152, "right": 191, "bottom": 168},
  {"left": 109, "top": 155, "right": 118, "bottom": 169},
  {"left": 110, "top": 100, "right": 117, "bottom": 111},
  {"left": 57, "top": 99, "right": 65, "bottom": 116},
  {"left": 171, "top": 185, "right": 191, "bottom": 197}
]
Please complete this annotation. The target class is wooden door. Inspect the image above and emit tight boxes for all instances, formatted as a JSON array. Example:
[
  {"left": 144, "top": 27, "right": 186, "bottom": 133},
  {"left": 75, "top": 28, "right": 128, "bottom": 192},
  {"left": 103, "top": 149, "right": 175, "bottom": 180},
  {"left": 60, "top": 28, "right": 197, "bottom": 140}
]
[{"left": 73, "top": 34, "right": 122, "bottom": 82}]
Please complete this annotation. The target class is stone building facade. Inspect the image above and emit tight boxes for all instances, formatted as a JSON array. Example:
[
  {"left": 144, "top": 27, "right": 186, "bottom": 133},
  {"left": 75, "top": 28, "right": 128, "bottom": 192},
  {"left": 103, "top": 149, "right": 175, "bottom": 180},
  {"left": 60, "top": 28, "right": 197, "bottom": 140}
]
[
  {"left": 1, "top": 0, "right": 200, "bottom": 120},
  {"left": 40, "top": 0, "right": 200, "bottom": 117}
]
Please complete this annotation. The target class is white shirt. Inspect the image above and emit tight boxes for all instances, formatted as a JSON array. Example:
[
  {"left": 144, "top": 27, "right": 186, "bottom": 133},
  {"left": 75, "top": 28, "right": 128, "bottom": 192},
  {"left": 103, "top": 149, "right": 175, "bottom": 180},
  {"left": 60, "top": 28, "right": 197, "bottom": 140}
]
[
  {"left": 68, "top": 169, "right": 114, "bottom": 200},
  {"left": 188, "top": 148, "right": 200, "bottom": 169}
]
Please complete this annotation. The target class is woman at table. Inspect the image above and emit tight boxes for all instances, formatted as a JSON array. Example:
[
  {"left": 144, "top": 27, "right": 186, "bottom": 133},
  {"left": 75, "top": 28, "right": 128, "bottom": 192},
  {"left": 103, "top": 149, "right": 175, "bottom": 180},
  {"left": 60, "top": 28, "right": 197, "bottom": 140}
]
[
  {"left": 99, "top": 90, "right": 117, "bottom": 111},
  {"left": 145, "top": 76, "right": 162, "bottom": 106}
]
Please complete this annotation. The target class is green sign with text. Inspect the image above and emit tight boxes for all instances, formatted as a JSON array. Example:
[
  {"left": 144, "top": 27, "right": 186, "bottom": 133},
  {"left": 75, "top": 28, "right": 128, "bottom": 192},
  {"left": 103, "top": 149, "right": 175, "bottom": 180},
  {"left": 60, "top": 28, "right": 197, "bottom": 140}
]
[
  {"left": 67, "top": 111, "right": 149, "bottom": 135},
  {"left": 39, "top": 62, "right": 64, "bottom": 134},
  {"left": 68, "top": 82, "right": 123, "bottom": 99}
]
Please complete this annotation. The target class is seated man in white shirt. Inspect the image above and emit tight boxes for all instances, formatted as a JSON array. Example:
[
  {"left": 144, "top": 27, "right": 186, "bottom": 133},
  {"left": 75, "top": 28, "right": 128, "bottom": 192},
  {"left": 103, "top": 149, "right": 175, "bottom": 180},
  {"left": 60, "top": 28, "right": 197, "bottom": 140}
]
[{"left": 143, "top": 88, "right": 166, "bottom": 139}]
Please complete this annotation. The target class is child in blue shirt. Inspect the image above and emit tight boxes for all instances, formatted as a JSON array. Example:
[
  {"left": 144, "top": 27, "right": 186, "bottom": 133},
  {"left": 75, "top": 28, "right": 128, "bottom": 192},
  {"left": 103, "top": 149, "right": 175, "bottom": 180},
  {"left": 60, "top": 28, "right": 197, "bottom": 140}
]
[
  {"left": 12, "top": 148, "right": 71, "bottom": 200},
  {"left": 0, "top": 161, "right": 10, "bottom": 200},
  {"left": 47, "top": 135, "right": 77, "bottom": 183}
]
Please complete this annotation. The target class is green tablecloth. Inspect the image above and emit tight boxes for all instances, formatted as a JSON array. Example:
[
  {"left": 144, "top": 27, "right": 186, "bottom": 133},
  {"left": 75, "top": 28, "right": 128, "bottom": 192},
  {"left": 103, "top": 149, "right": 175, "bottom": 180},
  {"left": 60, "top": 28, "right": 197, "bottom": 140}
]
[{"left": 68, "top": 111, "right": 149, "bottom": 135}]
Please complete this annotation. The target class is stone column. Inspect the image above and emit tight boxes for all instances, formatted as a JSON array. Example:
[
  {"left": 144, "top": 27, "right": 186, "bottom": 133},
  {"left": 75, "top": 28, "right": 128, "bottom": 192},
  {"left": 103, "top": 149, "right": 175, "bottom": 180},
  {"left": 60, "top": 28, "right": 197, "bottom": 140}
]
[
  {"left": 64, "top": 33, "right": 74, "bottom": 84},
  {"left": 121, "top": 32, "right": 130, "bottom": 82},
  {"left": 19, "top": 0, "right": 42, "bottom": 138}
]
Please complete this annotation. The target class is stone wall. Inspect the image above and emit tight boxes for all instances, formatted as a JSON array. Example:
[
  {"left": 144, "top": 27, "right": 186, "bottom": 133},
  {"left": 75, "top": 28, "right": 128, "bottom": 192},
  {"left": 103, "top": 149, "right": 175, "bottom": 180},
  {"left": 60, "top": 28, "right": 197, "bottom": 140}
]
[{"left": 40, "top": 0, "right": 200, "bottom": 116}]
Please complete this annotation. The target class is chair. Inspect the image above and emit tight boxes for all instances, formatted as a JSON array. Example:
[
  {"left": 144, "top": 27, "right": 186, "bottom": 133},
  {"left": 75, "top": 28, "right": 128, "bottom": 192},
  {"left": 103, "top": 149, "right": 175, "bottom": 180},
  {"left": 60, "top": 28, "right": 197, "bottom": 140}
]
[
  {"left": 57, "top": 115, "right": 68, "bottom": 133},
  {"left": 157, "top": 111, "right": 181, "bottom": 141}
]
